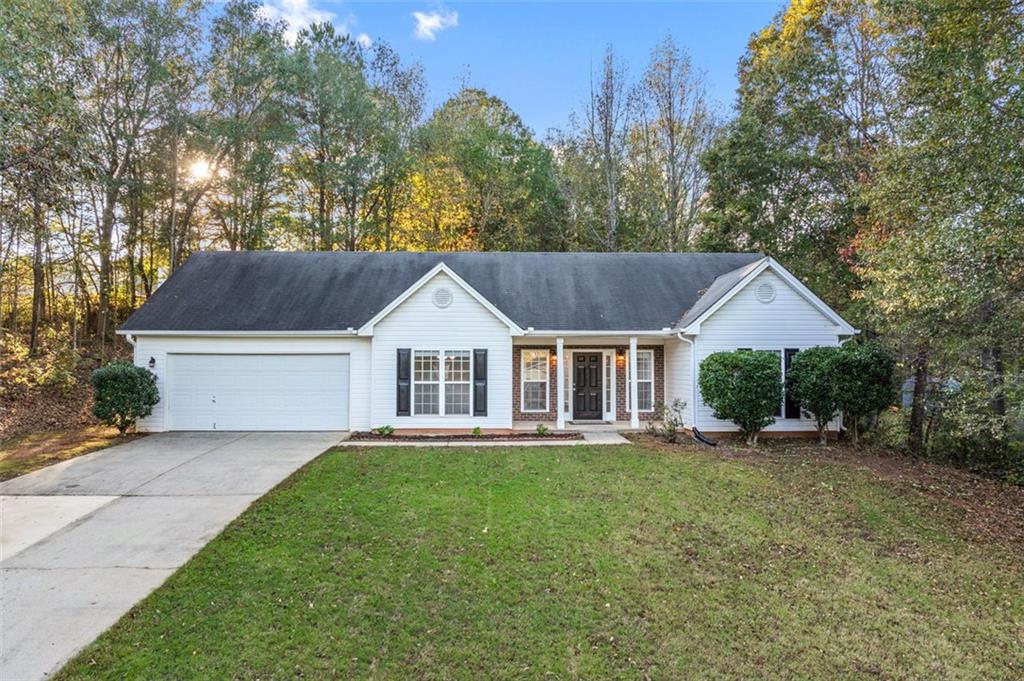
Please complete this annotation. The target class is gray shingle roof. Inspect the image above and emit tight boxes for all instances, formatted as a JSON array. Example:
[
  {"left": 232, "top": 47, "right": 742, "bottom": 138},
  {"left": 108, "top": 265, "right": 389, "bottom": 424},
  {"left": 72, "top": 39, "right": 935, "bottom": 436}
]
[
  {"left": 676, "top": 257, "right": 765, "bottom": 328},
  {"left": 120, "top": 252, "right": 765, "bottom": 333}
]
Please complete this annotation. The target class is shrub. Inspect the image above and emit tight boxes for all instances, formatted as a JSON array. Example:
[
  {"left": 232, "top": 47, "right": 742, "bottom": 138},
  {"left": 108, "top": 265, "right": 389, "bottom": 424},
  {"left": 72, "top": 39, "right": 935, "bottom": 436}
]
[
  {"left": 651, "top": 399, "right": 687, "bottom": 443},
  {"left": 535, "top": 423, "right": 550, "bottom": 436},
  {"left": 373, "top": 425, "right": 395, "bottom": 437},
  {"left": 833, "top": 342, "right": 897, "bottom": 443},
  {"left": 472, "top": 426, "right": 483, "bottom": 438},
  {"left": 786, "top": 346, "right": 842, "bottom": 445},
  {"left": 699, "top": 350, "right": 782, "bottom": 445},
  {"left": 91, "top": 362, "right": 159, "bottom": 434}
]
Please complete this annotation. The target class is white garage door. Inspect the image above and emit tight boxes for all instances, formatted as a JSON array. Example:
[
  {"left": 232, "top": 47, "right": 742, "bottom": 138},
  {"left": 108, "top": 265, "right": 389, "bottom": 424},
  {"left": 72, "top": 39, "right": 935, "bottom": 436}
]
[{"left": 167, "top": 354, "right": 349, "bottom": 431}]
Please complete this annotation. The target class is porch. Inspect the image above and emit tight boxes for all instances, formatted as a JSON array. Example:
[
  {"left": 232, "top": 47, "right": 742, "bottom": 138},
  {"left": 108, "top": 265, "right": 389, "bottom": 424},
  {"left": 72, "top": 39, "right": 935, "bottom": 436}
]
[{"left": 512, "top": 336, "right": 668, "bottom": 430}]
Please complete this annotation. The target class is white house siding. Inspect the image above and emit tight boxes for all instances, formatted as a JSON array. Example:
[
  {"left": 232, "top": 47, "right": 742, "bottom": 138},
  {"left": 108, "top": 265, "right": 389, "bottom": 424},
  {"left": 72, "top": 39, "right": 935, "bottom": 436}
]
[
  {"left": 131, "top": 335, "right": 372, "bottom": 432},
  {"left": 694, "top": 270, "right": 841, "bottom": 433},
  {"left": 369, "top": 271, "right": 514, "bottom": 429},
  {"left": 663, "top": 339, "right": 693, "bottom": 426}
]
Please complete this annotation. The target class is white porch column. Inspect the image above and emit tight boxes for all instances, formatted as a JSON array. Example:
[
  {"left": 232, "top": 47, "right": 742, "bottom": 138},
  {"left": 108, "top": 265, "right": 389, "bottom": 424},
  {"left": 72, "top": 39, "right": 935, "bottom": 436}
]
[
  {"left": 555, "top": 337, "right": 566, "bottom": 430},
  {"left": 629, "top": 336, "right": 640, "bottom": 429}
]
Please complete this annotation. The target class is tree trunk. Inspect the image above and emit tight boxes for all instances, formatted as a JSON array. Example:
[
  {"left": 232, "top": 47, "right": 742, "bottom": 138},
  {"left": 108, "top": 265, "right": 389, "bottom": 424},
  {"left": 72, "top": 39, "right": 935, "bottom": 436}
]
[
  {"left": 96, "top": 183, "right": 117, "bottom": 347},
  {"left": 908, "top": 344, "right": 929, "bottom": 454},
  {"left": 29, "top": 199, "right": 46, "bottom": 356}
]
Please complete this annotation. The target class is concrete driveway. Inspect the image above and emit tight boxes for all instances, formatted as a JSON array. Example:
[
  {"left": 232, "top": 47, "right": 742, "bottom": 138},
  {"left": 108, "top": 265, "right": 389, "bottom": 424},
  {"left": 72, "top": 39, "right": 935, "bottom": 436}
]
[{"left": 0, "top": 431, "right": 344, "bottom": 680}]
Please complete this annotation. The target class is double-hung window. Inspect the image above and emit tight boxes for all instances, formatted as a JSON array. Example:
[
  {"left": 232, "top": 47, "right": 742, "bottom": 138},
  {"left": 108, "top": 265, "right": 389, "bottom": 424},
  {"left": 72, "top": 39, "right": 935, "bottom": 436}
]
[
  {"left": 444, "top": 351, "right": 471, "bottom": 415},
  {"left": 627, "top": 349, "right": 655, "bottom": 412},
  {"left": 635, "top": 350, "right": 654, "bottom": 411},
  {"left": 521, "top": 349, "right": 549, "bottom": 412},
  {"left": 413, "top": 350, "right": 472, "bottom": 416},
  {"left": 414, "top": 351, "right": 441, "bottom": 415}
]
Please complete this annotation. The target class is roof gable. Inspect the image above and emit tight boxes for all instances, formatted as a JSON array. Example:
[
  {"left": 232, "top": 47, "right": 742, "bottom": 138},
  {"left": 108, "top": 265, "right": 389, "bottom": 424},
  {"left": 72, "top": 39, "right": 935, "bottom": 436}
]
[
  {"left": 357, "top": 263, "right": 524, "bottom": 336},
  {"left": 676, "top": 257, "right": 858, "bottom": 335}
]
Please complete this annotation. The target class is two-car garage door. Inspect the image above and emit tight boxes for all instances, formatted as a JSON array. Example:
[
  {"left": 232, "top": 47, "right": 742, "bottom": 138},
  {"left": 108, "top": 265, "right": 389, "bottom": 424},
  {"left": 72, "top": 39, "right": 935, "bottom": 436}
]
[{"left": 167, "top": 354, "right": 349, "bottom": 431}]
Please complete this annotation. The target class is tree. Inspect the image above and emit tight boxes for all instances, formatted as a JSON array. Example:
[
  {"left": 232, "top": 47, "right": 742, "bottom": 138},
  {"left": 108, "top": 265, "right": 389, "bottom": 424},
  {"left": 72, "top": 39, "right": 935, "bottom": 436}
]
[
  {"left": 285, "top": 24, "right": 369, "bottom": 250},
  {"left": 698, "top": 350, "right": 783, "bottom": 445},
  {"left": 0, "top": 0, "right": 83, "bottom": 354},
  {"left": 91, "top": 362, "right": 160, "bottom": 434},
  {"left": 699, "top": 0, "right": 898, "bottom": 320},
  {"left": 203, "top": 0, "right": 292, "bottom": 252},
  {"left": 832, "top": 343, "right": 897, "bottom": 444},
  {"left": 79, "top": 0, "right": 202, "bottom": 344},
  {"left": 786, "top": 346, "right": 841, "bottom": 444},
  {"left": 628, "top": 36, "right": 718, "bottom": 251},
  {"left": 417, "top": 88, "right": 565, "bottom": 251},
  {"left": 860, "top": 0, "right": 1024, "bottom": 456},
  {"left": 553, "top": 47, "right": 631, "bottom": 250}
]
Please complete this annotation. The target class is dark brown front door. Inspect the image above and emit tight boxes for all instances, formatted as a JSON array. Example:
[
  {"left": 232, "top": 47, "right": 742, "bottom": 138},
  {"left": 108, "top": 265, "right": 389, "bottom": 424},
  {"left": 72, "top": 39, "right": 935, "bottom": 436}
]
[{"left": 573, "top": 353, "right": 603, "bottom": 420}]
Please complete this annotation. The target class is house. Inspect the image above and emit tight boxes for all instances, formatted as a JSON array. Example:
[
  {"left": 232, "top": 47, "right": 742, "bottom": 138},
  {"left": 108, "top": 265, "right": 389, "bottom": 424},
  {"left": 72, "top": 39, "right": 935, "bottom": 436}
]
[{"left": 117, "top": 252, "right": 858, "bottom": 434}]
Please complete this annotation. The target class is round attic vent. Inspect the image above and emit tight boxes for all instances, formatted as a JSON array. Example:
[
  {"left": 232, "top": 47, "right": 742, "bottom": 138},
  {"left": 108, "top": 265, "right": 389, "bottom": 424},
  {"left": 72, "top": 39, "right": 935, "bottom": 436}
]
[
  {"left": 433, "top": 287, "right": 454, "bottom": 308},
  {"left": 755, "top": 282, "right": 776, "bottom": 304}
]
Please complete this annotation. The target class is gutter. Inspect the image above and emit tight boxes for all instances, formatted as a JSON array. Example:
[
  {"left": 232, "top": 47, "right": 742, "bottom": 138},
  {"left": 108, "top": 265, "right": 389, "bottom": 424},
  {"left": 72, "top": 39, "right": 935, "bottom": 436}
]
[
  {"left": 114, "top": 329, "right": 360, "bottom": 338},
  {"left": 677, "top": 332, "right": 698, "bottom": 431},
  {"left": 523, "top": 329, "right": 675, "bottom": 337}
]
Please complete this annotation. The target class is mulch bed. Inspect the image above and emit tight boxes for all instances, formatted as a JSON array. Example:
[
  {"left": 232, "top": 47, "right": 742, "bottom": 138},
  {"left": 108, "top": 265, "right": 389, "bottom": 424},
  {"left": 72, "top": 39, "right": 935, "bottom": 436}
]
[{"left": 350, "top": 431, "right": 583, "bottom": 441}]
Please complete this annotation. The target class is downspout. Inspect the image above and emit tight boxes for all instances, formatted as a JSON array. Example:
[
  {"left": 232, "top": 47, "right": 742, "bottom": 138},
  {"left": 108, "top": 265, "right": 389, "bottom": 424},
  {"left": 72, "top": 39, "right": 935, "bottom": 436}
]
[{"left": 677, "top": 332, "right": 697, "bottom": 431}]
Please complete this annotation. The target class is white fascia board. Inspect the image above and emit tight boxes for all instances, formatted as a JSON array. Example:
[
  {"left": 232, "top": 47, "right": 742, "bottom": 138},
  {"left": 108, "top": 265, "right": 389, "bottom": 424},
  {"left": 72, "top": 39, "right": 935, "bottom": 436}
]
[
  {"left": 356, "top": 262, "right": 525, "bottom": 336},
  {"left": 115, "top": 330, "right": 359, "bottom": 337},
  {"left": 677, "top": 257, "right": 858, "bottom": 336},
  {"left": 523, "top": 330, "right": 675, "bottom": 337}
]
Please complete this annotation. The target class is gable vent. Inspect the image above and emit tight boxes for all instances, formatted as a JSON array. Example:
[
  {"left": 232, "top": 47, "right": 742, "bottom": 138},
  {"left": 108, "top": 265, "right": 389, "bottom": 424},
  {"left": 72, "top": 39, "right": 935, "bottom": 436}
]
[
  {"left": 433, "top": 287, "right": 454, "bottom": 308},
  {"left": 755, "top": 282, "right": 776, "bottom": 304}
]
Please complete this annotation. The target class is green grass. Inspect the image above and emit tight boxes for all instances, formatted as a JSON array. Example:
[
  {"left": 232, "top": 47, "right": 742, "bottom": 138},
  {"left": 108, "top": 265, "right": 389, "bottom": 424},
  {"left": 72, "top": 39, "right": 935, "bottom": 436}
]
[{"left": 57, "top": 443, "right": 1024, "bottom": 679}]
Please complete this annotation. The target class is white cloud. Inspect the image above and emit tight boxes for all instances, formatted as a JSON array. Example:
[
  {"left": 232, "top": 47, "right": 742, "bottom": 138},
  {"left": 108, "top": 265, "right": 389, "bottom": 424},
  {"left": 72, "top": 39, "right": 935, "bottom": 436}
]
[
  {"left": 356, "top": 33, "right": 372, "bottom": 48},
  {"left": 412, "top": 8, "right": 458, "bottom": 41},
  {"left": 260, "top": 0, "right": 336, "bottom": 44}
]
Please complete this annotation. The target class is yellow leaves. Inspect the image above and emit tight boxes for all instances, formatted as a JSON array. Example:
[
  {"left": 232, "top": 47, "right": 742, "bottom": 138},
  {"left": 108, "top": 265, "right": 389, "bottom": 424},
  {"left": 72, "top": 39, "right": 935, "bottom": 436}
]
[{"left": 393, "top": 160, "right": 477, "bottom": 252}]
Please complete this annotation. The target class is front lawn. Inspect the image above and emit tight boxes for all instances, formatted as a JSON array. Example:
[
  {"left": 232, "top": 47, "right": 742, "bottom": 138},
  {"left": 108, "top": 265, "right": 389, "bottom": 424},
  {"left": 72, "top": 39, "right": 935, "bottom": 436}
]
[{"left": 57, "top": 441, "right": 1024, "bottom": 679}]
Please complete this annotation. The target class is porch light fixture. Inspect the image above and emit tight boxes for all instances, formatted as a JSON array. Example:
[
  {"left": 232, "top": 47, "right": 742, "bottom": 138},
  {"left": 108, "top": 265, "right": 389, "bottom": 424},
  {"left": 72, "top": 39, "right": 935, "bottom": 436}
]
[{"left": 148, "top": 357, "right": 156, "bottom": 368}]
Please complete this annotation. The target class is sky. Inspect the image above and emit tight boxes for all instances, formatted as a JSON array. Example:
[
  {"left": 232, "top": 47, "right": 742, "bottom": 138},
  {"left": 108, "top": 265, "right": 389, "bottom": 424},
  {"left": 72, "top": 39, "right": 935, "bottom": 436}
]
[{"left": 255, "top": 1, "right": 786, "bottom": 136}]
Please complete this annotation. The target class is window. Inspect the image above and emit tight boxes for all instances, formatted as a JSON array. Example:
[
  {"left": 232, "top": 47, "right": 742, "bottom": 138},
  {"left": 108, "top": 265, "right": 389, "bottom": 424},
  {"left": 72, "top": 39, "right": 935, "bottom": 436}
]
[
  {"left": 414, "top": 351, "right": 440, "bottom": 415},
  {"left": 604, "top": 354, "right": 613, "bottom": 416},
  {"left": 636, "top": 350, "right": 654, "bottom": 411},
  {"left": 739, "top": 348, "right": 802, "bottom": 418},
  {"left": 521, "top": 349, "right": 549, "bottom": 412},
  {"left": 413, "top": 350, "right": 474, "bottom": 416},
  {"left": 627, "top": 350, "right": 655, "bottom": 412},
  {"left": 445, "top": 351, "right": 471, "bottom": 415}
]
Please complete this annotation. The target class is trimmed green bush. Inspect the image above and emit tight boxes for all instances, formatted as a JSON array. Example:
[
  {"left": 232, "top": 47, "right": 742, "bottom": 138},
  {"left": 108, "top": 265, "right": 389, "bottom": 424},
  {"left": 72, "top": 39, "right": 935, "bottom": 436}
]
[
  {"left": 833, "top": 342, "right": 897, "bottom": 443},
  {"left": 91, "top": 362, "right": 160, "bottom": 434},
  {"left": 787, "top": 346, "right": 842, "bottom": 444},
  {"left": 699, "top": 350, "right": 782, "bottom": 445}
]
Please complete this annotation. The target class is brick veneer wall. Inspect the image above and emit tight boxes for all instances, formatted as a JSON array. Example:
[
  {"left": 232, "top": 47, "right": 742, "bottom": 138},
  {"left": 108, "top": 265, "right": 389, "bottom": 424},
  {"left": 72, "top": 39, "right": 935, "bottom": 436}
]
[{"left": 512, "top": 345, "right": 664, "bottom": 423}]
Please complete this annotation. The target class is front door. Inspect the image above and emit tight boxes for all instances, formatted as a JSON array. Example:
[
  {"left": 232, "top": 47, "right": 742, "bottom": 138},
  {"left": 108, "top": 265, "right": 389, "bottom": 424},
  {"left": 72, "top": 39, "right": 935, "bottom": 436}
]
[{"left": 573, "top": 353, "right": 603, "bottom": 420}]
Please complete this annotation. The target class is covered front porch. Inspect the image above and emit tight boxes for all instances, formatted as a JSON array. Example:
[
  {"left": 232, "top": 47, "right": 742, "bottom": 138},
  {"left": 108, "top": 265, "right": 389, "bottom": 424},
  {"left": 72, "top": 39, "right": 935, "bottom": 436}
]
[{"left": 513, "top": 335, "right": 668, "bottom": 430}]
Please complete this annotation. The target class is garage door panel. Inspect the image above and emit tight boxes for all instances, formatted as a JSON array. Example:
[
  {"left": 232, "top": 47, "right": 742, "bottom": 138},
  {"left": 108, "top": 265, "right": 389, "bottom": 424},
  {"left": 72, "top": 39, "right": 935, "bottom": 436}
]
[{"left": 167, "top": 354, "right": 349, "bottom": 431}]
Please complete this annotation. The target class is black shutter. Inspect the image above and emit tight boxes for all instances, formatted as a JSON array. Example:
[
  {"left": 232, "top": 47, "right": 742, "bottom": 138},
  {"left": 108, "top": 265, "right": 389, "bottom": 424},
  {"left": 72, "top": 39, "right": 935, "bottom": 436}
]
[
  {"left": 396, "top": 348, "right": 411, "bottom": 416},
  {"left": 473, "top": 349, "right": 488, "bottom": 416},
  {"left": 784, "top": 348, "right": 800, "bottom": 419}
]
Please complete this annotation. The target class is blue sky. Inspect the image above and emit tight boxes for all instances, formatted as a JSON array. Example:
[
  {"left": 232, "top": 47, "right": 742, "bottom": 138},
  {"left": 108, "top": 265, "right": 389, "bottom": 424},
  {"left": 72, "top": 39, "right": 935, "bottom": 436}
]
[{"left": 256, "top": 1, "right": 786, "bottom": 136}]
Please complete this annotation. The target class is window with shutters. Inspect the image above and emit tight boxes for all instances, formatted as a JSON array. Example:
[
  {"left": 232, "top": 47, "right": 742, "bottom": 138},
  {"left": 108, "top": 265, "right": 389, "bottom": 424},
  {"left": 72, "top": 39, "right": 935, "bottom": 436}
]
[
  {"left": 412, "top": 350, "right": 473, "bottom": 416},
  {"left": 521, "top": 349, "right": 549, "bottom": 412}
]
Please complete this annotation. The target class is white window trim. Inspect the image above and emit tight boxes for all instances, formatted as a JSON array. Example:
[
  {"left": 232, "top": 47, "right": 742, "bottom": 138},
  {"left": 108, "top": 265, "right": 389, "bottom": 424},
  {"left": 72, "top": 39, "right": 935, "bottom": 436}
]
[
  {"left": 520, "top": 348, "right": 550, "bottom": 413},
  {"left": 627, "top": 349, "right": 656, "bottom": 413},
  {"left": 411, "top": 349, "right": 474, "bottom": 417}
]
